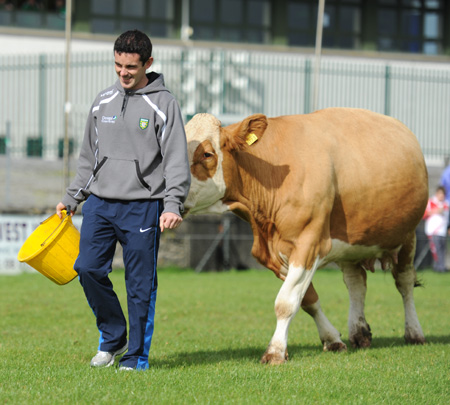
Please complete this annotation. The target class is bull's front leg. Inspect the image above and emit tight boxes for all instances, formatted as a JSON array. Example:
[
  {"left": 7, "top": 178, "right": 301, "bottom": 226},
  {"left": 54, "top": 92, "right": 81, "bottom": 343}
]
[{"left": 261, "top": 257, "right": 320, "bottom": 365}]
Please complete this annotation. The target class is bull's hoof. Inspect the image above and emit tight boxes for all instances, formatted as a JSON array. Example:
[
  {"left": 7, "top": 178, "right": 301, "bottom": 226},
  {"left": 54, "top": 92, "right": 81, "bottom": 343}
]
[
  {"left": 350, "top": 333, "right": 372, "bottom": 348},
  {"left": 350, "top": 326, "right": 372, "bottom": 349},
  {"left": 260, "top": 349, "right": 288, "bottom": 365},
  {"left": 323, "top": 341, "right": 347, "bottom": 352},
  {"left": 405, "top": 335, "right": 426, "bottom": 345},
  {"left": 351, "top": 336, "right": 371, "bottom": 349}
]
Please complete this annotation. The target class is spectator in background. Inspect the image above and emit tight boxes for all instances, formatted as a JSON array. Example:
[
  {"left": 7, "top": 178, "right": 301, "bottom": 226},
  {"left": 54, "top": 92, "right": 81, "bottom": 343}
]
[
  {"left": 0, "top": 0, "right": 13, "bottom": 10},
  {"left": 54, "top": 0, "right": 65, "bottom": 17},
  {"left": 423, "top": 186, "right": 449, "bottom": 273},
  {"left": 20, "top": 0, "right": 42, "bottom": 11},
  {"left": 441, "top": 156, "right": 450, "bottom": 203}
]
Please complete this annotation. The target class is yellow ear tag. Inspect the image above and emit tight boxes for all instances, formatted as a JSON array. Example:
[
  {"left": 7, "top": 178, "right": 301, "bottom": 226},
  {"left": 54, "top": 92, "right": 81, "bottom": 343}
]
[{"left": 246, "top": 133, "right": 258, "bottom": 146}]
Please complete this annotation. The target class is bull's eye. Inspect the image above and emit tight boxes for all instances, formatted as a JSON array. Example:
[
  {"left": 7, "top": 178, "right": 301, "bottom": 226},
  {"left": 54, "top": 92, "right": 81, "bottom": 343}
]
[{"left": 192, "top": 142, "right": 217, "bottom": 180}]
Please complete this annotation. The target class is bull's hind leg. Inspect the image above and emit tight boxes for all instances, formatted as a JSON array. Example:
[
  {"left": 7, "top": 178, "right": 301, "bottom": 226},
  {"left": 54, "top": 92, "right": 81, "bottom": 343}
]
[
  {"left": 393, "top": 232, "right": 425, "bottom": 344},
  {"left": 301, "top": 282, "right": 347, "bottom": 352},
  {"left": 341, "top": 262, "right": 372, "bottom": 348}
]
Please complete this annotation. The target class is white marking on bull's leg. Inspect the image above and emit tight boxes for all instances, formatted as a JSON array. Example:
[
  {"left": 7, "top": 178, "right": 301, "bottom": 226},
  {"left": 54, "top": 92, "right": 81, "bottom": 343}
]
[
  {"left": 341, "top": 263, "right": 372, "bottom": 348},
  {"left": 261, "top": 257, "right": 320, "bottom": 365},
  {"left": 301, "top": 300, "right": 347, "bottom": 352},
  {"left": 394, "top": 267, "right": 425, "bottom": 344}
]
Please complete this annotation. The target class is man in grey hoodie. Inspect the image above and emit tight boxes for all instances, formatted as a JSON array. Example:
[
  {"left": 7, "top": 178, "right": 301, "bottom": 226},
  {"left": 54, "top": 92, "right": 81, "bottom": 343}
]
[{"left": 56, "top": 30, "right": 190, "bottom": 371}]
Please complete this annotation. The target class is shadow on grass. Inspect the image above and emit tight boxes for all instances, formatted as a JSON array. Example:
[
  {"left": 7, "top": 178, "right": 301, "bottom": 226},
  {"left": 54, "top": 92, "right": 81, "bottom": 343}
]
[
  {"left": 151, "top": 334, "right": 450, "bottom": 368},
  {"left": 151, "top": 343, "right": 320, "bottom": 368},
  {"left": 366, "top": 334, "right": 450, "bottom": 349}
]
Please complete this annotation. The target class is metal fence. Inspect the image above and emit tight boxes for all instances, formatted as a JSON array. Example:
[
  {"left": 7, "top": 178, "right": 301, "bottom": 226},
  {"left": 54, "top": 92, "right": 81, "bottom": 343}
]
[{"left": 1, "top": 45, "right": 450, "bottom": 161}]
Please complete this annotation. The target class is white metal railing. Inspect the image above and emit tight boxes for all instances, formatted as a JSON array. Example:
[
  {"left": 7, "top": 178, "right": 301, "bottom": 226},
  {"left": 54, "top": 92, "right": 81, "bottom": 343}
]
[{"left": 1, "top": 46, "right": 449, "bottom": 161}]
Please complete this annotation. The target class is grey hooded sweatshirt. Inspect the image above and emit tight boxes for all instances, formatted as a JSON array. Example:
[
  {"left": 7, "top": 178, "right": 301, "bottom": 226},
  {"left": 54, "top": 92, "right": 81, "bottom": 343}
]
[{"left": 62, "top": 72, "right": 191, "bottom": 216}]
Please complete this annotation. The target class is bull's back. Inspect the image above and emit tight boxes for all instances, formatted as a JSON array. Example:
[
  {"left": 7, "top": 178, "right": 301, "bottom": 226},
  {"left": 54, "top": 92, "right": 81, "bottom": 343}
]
[{"left": 263, "top": 108, "right": 428, "bottom": 247}]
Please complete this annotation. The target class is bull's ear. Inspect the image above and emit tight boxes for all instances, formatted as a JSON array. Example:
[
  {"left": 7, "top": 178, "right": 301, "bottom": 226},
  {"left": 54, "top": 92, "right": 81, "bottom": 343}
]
[{"left": 222, "top": 114, "right": 268, "bottom": 151}]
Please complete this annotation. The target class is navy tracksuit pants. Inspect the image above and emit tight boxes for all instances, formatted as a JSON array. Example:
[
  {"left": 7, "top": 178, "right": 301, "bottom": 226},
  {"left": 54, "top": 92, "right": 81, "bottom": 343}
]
[{"left": 74, "top": 195, "right": 162, "bottom": 370}]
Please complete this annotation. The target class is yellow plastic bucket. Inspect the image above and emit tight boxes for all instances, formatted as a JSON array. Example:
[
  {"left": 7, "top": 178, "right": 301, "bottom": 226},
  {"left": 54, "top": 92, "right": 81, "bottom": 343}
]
[{"left": 17, "top": 212, "right": 80, "bottom": 285}]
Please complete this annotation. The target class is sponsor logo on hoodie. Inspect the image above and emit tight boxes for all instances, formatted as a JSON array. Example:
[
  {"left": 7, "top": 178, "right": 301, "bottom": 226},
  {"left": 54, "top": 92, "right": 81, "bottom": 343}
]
[{"left": 102, "top": 115, "right": 117, "bottom": 124}]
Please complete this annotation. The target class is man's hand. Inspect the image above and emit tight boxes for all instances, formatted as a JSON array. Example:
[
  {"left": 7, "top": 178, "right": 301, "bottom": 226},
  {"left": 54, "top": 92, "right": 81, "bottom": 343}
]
[
  {"left": 160, "top": 212, "right": 183, "bottom": 232},
  {"left": 56, "top": 202, "right": 74, "bottom": 219}
]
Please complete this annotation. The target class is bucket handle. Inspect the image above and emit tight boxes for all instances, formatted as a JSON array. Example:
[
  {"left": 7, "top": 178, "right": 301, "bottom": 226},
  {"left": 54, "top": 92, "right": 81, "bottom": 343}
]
[{"left": 41, "top": 206, "right": 72, "bottom": 247}]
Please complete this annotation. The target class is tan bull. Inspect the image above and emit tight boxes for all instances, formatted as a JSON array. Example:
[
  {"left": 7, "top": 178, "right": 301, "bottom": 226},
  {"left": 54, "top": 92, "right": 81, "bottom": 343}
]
[{"left": 183, "top": 107, "right": 428, "bottom": 365}]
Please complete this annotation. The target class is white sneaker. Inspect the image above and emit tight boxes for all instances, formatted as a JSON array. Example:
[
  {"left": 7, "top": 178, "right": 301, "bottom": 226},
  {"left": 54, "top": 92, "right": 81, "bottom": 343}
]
[
  {"left": 118, "top": 365, "right": 135, "bottom": 371},
  {"left": 90, "top": 342, "right": 128, "bottom": 368}
]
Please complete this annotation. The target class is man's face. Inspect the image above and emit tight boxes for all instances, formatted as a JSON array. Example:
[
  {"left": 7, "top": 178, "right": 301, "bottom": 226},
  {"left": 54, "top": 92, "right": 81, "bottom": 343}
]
[{"left": 114, "top": 51, "right": 153, "bottom": 91}]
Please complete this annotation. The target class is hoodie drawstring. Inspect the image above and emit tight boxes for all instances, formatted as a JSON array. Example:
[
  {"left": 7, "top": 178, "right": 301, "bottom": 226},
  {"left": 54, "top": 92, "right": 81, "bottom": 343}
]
[{"left": 121, "top": 92, "right": 130, "bottom": 116}]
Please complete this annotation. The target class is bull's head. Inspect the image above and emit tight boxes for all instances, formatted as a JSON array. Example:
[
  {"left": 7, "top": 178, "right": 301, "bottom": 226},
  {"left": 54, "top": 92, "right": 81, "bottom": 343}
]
[{"left": 183, "top": 113, "right": 268, "bottom": 216}]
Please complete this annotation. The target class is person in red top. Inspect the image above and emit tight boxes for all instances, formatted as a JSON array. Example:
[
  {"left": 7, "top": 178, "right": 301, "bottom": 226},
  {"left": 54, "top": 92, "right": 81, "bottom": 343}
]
[{"left": 423, "top": 186, "right": 449, "bottom": 272}]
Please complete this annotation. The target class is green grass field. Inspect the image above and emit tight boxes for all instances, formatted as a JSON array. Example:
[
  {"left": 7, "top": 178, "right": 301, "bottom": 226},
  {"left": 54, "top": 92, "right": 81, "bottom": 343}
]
[{"left": 0, "top": 267, "right": 449, "bottom": 404}]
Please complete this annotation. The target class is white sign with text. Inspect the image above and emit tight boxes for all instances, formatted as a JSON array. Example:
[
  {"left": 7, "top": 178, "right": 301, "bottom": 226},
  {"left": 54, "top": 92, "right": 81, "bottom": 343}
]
[{"left": 0, "top": 214, "right": 82, "bottom": 275}]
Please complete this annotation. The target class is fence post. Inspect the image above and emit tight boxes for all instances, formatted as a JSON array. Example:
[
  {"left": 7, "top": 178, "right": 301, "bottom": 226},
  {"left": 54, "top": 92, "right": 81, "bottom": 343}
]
[
  {"left": 304, "top": 59, "right": 312, "bottom": 114},
  {"left": 222, "top": 216, "right": 231, "bottom": 269},
  {"left": 384, "top": 64, "right": 391, "bottom": 116},
  {"left": 38, "top": 54, "right": 46, "bottom": 156},
  {"left": 219, "top": 49, "right": 225, "bottom": 116},
  {"left": 5, "top": 121, "right": 11, "bottom": 207}
]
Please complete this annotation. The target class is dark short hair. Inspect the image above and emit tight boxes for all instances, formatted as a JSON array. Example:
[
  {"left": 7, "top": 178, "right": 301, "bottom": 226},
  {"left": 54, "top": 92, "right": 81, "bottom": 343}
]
[{"left": 114, "top": 30, "right": 152, "bottom": 64}]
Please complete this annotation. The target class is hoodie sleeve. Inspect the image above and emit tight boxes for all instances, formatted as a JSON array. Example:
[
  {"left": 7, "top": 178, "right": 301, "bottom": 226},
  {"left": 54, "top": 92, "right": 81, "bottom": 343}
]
[
  {"left": 159, "top": 99, "right": 191, "bottom": 216},
  {"left": 61, "top": 106, "right": 97, "bottom": 211}
]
